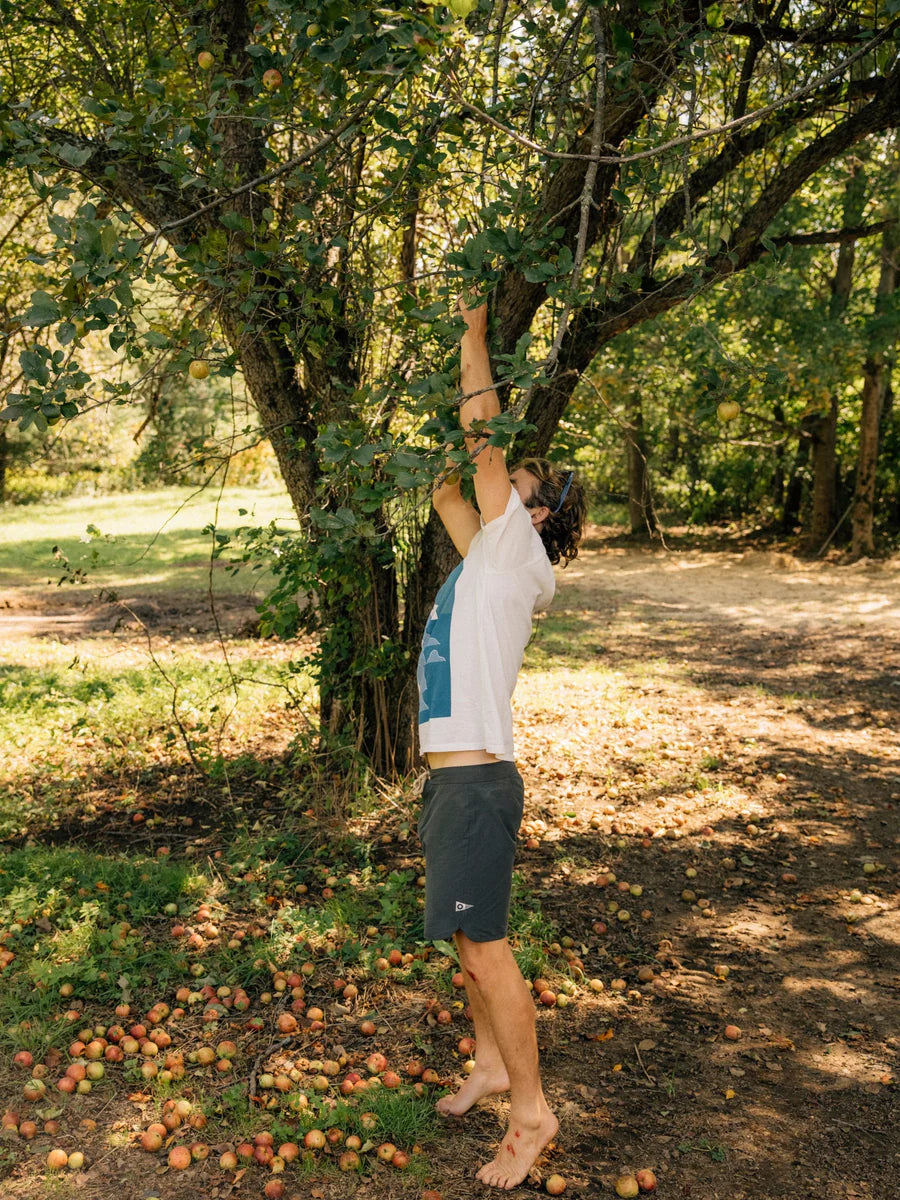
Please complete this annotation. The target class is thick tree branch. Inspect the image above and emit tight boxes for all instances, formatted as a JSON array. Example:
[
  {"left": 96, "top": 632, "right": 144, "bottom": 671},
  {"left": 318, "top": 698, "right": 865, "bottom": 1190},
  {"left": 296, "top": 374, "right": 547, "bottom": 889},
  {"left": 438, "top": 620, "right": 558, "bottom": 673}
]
[
  {"left": 449, "top": 20, "right": 898, "bottom": 168},
  {"left": 630, "top": 75, "right": 883, "bottom": 278},
  {"left": 723, "top": 20, "right": 869, "bottom": 45},
  {"left": 772, "top": 220, "right": 896, "bottom": 247},
  {"left": 515, "top": 59, "right": 900, "bottom": 458}
]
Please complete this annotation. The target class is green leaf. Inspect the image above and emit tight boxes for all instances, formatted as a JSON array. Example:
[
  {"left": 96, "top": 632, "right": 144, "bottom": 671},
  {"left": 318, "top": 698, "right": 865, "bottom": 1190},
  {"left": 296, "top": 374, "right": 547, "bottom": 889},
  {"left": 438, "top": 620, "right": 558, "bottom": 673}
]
[
  {"left": 22, "top": 290, "right": 61, "bottom": 327},
  {"left": 57, "top": 143, "right": 93, "bottom": 167}
]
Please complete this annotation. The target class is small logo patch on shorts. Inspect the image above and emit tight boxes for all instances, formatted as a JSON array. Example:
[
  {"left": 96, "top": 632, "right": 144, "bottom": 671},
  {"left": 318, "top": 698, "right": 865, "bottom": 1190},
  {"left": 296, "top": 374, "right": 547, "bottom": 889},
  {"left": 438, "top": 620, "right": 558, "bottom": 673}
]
[{"left": 454, "top": 901, "right": 474, "bottom": 912}]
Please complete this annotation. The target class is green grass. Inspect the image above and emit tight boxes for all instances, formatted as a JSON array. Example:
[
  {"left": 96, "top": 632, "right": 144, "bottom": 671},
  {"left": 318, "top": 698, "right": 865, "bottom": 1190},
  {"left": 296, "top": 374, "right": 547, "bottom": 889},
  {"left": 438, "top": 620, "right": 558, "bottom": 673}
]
[
  {"left": 0, "top": 484, "right": 294, "bottom": 592},
  {"left": 0, "top": 649, "right": 307, "bottom": 828}
]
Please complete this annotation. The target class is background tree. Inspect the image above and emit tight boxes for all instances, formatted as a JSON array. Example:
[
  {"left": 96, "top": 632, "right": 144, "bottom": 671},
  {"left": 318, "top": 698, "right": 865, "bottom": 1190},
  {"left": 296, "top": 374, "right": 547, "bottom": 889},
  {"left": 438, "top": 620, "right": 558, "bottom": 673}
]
[{"left": 1, "top": 1, "right": 898, "bottom": 773}]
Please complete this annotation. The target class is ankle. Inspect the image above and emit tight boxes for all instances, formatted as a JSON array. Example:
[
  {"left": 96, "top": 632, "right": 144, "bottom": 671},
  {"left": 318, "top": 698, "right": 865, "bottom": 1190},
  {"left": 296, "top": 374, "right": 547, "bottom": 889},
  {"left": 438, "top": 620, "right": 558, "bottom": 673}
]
[
  {"left": 508, "top": 1097, "right": 553, "bottom": 1126},
  {"left": 471, "top": 1056, "right": 507, "bottom": 1076}
]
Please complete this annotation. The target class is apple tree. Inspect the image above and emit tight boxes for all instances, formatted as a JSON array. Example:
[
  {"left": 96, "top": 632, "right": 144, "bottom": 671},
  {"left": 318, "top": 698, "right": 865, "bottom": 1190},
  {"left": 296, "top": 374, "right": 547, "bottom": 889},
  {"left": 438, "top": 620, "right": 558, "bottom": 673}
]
[{"left": 1, "top": 1, "right": 898, "bottom": 775}]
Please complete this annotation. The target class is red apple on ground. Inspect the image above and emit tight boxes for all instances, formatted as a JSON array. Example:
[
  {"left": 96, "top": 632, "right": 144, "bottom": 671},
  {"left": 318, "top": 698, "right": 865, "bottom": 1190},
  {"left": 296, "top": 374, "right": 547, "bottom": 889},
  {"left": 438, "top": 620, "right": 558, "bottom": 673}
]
[
  {"left": 168, "top": 1145, "right": 192, "bottom": 1169},
  {"left": 636, "top": 1168, "right": 658, "bottom": 1192}
]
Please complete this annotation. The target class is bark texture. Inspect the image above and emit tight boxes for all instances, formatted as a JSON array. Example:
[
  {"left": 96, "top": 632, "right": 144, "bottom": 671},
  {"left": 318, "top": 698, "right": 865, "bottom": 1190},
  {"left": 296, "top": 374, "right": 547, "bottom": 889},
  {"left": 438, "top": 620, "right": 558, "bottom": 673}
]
[{"left": 850, "top": 220, "right": 899, "bottom": 558}]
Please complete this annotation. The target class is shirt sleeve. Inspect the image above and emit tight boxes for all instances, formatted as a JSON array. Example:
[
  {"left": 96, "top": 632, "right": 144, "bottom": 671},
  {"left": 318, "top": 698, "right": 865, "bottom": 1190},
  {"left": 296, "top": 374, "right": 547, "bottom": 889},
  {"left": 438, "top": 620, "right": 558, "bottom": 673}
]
[{"left": 480, "top": 489, "right": 546, "bottom": 573}]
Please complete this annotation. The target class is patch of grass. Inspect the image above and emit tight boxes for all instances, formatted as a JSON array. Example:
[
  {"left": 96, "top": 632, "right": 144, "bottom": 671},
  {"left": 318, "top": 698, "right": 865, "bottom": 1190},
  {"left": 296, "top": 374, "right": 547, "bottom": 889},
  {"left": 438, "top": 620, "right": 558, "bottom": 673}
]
[
  {"left": 0, "top": 484, "right": 292, "bottom": 592},
  {"left": 366, "top": 1087, "right": 441, "bottom": 1144},
  {"left": 509, "top": 873, "right": 555, "bottom": 980},
  {"left": 678, "top": 1137, "right": 728, "bottom": 1162},
  {"left": 0, "top": 847, "right": 214, "bottom": 1026},
  {"left": 0, "top": 650, "right": 309, "bottom": 832}
]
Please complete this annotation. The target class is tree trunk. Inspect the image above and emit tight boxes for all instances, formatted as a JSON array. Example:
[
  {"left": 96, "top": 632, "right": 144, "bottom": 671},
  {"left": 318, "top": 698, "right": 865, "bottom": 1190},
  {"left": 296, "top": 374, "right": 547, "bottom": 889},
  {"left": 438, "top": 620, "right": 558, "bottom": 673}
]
[
  {"left": 220, "top": 312, "right": 320, "bottom": 517},
  {"left": 317, "top": 534, "right": 403, "bottom": 775},
  {"left": 850, "top": 220, "right": 899, "bottom": 558},
  {"left": 0, "top": 425, "right": 7, "bottom": 503},
  {"left": 771, "top": 402, "right": 787, "bottom": 516},
  {"left": 804, "top": 164, "right": 867, "bottom": 552},
  {"left": 397, "top": 509, "right": 460, "bottom": 772},
  {"left": 805, "top": 397, "right": 839, "bottom": 552},
  {"left": 782, "top": 411, "right": 814, "bottom": 533},
  {"left": 624, "top": 392, "right": 657, "bottom": 535}
]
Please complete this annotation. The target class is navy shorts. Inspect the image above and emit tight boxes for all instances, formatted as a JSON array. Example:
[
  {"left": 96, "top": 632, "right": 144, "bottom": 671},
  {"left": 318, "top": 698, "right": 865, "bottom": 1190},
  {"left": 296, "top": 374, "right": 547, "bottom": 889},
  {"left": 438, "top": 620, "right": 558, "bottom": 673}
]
[{"left": 417, "top": 761, "right": 524, "bottom": 943}]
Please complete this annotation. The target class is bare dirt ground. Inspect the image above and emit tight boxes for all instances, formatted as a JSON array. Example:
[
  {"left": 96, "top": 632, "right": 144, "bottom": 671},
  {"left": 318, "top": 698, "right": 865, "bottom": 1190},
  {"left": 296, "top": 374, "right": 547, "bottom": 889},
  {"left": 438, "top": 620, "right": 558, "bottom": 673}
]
[{"left": 1, "top": 530, "right": 898, "bottom": 1200}]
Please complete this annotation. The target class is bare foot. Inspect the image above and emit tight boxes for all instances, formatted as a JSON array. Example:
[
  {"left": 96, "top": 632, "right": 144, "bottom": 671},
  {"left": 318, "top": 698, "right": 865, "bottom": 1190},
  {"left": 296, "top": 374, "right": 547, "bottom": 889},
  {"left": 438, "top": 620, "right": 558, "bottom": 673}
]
[
  {"left": 475, "top": 1106, "right": 558, "bottom": 1189},
  {"left": 436, "top": 1064, "right": 510, "bottom": 1116}
]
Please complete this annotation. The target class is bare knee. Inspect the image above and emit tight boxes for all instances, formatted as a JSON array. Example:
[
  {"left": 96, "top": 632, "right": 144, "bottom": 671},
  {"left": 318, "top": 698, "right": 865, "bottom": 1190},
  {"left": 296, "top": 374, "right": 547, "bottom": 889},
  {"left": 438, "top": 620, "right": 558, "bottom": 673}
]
[{"left": 455, "top": 932, "right": 513, "bottom": 984}]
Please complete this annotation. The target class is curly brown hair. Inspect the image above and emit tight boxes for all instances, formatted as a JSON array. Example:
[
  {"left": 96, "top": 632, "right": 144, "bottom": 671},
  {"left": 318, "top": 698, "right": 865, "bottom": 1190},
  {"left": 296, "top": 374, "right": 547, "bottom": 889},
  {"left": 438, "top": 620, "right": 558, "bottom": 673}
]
[{"left": 515, "top": 457, "right": 586, "bottom": 566}]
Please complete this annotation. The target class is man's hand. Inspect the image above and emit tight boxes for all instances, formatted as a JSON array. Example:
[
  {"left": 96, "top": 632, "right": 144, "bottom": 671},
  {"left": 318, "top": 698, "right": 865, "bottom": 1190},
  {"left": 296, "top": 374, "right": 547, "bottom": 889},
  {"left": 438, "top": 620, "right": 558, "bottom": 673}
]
[{"left": 457, "top": 292, "right": 488, "bottom": 340}]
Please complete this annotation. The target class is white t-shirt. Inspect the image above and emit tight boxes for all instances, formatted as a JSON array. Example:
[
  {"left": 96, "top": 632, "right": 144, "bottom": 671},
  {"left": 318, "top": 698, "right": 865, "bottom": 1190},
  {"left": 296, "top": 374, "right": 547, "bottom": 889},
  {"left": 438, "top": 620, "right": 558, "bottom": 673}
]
[{"left": 417, "top": 489, "right": 555, "bottom": 761}]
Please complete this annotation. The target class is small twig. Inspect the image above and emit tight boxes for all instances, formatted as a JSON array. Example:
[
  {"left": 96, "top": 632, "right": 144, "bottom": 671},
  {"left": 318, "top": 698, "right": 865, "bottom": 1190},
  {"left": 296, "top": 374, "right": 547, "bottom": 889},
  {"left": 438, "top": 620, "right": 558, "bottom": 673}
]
[
  {"left": 117, "top": 600, "right": 209, "bottom": 777},
  {"left": 815, "top": 499, "right": 854, "bottom": 558},
  {"left": 248, "top": 1032, "right": 295, "bottom": 1102},
  {"left": 634, "top": 1043, "right": 656, "bottom": 1083}
]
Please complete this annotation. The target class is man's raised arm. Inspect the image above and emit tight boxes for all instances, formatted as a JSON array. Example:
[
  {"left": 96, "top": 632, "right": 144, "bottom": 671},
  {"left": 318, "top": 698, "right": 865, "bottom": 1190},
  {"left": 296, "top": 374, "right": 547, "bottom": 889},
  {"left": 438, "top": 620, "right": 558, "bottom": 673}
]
[{"left": 457, "top": 295, "right": 513, "bottom": 524}]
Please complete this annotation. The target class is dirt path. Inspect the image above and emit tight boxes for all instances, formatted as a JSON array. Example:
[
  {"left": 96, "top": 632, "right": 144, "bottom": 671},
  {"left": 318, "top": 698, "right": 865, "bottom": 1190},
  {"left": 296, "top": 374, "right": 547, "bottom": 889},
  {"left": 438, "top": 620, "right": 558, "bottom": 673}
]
[{"left": 501, "top": 535, "right": 900, "bottom": 1200}]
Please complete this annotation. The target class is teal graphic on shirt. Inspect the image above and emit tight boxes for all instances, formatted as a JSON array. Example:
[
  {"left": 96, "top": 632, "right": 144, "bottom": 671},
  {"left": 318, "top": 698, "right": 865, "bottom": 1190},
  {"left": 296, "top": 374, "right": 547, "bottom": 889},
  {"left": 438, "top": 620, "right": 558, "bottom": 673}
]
[{"left": 417, "top": 562, "right": 462, "bottom": 723}]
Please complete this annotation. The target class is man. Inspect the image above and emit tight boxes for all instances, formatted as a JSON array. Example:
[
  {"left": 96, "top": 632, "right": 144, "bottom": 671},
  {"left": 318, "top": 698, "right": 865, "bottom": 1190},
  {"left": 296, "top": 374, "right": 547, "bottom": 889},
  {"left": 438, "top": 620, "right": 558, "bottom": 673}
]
[{"left": 416, "top": 295, "right": 585, "bottom": 1189}]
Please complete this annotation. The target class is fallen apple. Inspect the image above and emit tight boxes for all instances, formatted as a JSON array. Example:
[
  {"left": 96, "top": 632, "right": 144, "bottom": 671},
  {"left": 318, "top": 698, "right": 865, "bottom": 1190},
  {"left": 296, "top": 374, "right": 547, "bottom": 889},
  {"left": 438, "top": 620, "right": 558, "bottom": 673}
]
[
  {"left": 168, "top": 1144, "right": 192, "bottom": 1169},
  {"left": 636, "top": 1167, "right": 658, "bottom": 1192},
  {"left": 615, "top": 1175, "right": 639, "bottom": 1198},
  {"left": 546, "top": 1174, "right": 567, "bottom": 1195}
]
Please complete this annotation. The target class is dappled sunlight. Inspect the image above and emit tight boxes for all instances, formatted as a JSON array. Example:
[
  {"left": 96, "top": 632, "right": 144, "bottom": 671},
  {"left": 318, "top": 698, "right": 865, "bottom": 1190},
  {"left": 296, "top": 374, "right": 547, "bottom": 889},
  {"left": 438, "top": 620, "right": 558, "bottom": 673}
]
[{"left": 565, "top": 545, "right": 900, "bottom": 629}]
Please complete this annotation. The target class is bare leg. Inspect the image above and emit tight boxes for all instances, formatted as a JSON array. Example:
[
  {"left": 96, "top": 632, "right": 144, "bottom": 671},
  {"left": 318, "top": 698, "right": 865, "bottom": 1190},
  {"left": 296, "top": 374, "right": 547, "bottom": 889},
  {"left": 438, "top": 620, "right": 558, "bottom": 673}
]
[
  {"left": 455, "top": 933, "right": 558, "bottom": 1189},
  {"left": 436, "top": 939, "right": 510, "bottom": 1115}
]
